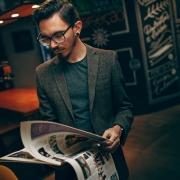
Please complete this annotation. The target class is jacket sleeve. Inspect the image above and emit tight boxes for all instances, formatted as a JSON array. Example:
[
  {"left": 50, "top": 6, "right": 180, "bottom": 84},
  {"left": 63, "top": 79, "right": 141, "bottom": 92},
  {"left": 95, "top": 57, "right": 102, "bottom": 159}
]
[
  {"left": 36, "top": 66, "right": 58, "bottom": 122},
  {"left": 111, "top": 51, "right": 134, "bottom": 145}
]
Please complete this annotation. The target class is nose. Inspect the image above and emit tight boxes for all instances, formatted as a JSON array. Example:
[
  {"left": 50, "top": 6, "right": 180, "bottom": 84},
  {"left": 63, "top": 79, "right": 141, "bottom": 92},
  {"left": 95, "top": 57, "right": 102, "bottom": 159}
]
[{"left": 50, "top": 38, "right": 58, "bottom": 49}]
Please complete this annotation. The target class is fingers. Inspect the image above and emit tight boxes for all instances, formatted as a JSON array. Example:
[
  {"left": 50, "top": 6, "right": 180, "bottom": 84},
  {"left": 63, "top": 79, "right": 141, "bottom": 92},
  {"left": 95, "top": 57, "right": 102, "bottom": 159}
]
[
  {"left": 101, "top": 127, "right": 121, "bottom": 153},
  {"left": 100, "top": 141, "right": 113, "bottom": 147},
  {"left": 102, "top": 129, "right": 119, "bottom": 142},
  {"left": 100, "top": 138, "right": 120, "bottom": 153},
  {"left": 102, "top": 130, "right": 111, "bottom": 139}
]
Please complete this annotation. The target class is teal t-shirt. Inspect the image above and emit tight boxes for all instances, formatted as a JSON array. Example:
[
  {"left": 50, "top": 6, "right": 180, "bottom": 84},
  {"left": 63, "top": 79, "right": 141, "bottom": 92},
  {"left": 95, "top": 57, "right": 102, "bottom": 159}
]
[{"left": 63, "top": 56, "right": 95, "bottom": 133}]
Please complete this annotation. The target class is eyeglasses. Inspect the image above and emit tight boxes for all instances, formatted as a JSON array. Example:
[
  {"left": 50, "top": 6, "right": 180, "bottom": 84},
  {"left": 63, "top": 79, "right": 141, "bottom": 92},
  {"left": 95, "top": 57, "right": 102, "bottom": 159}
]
[{"left": 37, "top": 23, "right": 73, "bottom": 46}]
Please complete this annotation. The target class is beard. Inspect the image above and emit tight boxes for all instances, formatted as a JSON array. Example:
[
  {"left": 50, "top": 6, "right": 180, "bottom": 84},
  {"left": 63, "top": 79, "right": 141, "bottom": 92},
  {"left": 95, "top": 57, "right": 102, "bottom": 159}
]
[{"left": 54, "top": 35, "right": 77, "bottom": 62}]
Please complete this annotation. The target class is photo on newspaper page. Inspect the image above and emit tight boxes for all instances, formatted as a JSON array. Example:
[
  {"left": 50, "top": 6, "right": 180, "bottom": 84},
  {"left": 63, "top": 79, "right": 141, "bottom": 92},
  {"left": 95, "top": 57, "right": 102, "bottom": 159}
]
[{"left": 65, "top": 147, "right": 119, "bottom": 180}]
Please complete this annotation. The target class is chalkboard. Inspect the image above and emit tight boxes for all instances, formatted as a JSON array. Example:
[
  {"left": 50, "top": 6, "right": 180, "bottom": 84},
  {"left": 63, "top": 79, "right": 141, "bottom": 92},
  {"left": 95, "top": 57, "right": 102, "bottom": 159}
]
[
  {"left": 77, "top": 0, "right": 129, "bottom": 49},
  {"left": 135, "top": 0, "right": 180, "bottom": 104}
]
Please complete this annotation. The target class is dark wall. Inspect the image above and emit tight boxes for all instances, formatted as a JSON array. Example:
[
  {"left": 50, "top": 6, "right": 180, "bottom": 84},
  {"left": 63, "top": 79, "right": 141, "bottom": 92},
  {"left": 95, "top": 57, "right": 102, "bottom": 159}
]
[
  {"left": 0, "top": 17, "right": 43, "bottom": 88},
  {"left": 0, "top": 34, "right": 7, "bottom": 61},
  {"left": 70, "top": 0, "right": 180, "bottom": 115}
]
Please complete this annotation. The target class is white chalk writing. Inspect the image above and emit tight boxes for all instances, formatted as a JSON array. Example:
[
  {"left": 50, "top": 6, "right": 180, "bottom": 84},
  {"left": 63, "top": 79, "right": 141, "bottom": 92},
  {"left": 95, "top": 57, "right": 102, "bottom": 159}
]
[
  {"left": 152, "top": 73, "right": 178, "bottom": 95},
  {"left": 144, "top": 11, "right": 170, "bottom": 40},
  {"left": 138, "top": 0, "right": 156, "bottom": 6},
  {"left": 144, "top": 1, "right": 169, "bottom": 20}
]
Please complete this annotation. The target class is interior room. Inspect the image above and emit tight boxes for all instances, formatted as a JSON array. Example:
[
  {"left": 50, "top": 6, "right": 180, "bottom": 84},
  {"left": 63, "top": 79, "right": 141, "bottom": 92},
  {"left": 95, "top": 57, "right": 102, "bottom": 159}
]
[{"left": 0, "top": 0, "right": 180, "bottom": 180}]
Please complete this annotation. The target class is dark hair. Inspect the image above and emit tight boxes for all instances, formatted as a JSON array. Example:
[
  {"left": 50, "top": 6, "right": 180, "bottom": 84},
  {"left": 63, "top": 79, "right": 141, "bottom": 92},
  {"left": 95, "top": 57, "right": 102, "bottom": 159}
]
[{"left": 32, "top": 0, "right": 80, "bottom": 26}]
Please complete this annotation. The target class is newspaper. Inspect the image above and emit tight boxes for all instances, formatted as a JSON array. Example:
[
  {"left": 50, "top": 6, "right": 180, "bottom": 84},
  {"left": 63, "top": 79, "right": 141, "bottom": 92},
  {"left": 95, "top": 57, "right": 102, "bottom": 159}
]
[{"left": 0, "top": 121, "right": 119, "bottom": 180}]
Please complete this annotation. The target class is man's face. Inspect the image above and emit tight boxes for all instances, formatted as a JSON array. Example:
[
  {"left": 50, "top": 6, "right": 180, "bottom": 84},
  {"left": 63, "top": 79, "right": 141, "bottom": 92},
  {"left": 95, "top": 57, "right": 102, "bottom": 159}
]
[{"left": 39, "top": 14, "right": 76, "bottom": 60}]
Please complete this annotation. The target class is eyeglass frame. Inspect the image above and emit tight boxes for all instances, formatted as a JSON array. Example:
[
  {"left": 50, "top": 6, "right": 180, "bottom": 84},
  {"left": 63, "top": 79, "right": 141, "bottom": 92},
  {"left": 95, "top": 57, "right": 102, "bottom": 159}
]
[{"left": 37, "top": 23, "right": 74, "bottom": 46}]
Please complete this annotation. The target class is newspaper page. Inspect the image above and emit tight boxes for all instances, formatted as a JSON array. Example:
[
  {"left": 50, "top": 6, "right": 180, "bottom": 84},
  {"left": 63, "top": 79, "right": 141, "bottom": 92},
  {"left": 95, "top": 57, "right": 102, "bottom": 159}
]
[
  {"left": 0, "top": 121, "right": 119, "bottom": 180},
  {"left": 0, "top": 147, "right": 119, "bottom": 180},
  {"left": 20, "top": 121, "right": 111, "bottom": 166},
  {"left": 0, "top": 148, "right": 52, "bottom": 165},
  {"left": 66, "top": 147, "right": 119, "bottom": 180}
]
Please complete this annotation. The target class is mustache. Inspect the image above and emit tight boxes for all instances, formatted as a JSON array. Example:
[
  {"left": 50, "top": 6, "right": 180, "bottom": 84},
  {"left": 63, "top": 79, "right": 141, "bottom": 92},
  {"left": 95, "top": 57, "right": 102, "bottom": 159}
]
[{"left": 52, "top": 46, "right": 64, "bottom": 51}]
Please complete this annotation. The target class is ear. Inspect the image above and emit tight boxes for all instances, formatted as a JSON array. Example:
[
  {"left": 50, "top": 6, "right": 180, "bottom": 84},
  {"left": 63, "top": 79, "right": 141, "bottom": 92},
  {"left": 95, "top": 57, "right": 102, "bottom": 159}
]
[{"left": 74, "top": 20, "right": 82, "bottom": 35}]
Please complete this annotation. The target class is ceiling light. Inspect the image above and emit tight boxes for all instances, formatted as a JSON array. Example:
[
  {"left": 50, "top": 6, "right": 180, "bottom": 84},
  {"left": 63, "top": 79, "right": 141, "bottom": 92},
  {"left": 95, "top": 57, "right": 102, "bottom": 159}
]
[
  {"left": 11, "top": 14, "right": 19, "bottom": 17},
  {"left": 32, "top": 5, "right": 40, "bottom": 8},
  {"left": 0, "top": 20, "right": 3, "bottom": 24}
]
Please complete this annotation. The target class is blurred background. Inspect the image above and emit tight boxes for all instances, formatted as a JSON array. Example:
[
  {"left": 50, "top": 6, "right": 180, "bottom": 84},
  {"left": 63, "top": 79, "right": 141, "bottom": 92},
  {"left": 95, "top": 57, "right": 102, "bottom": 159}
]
[{"left": 0, "top": 0, "right": 180, "bottom": 179}]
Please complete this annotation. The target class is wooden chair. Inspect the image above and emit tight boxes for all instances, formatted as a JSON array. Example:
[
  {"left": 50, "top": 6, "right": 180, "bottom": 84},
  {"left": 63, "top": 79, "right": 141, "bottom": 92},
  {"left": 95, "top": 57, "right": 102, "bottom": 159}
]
[{"left": 0, "top": 165, "right": 18, "bottom": 180}]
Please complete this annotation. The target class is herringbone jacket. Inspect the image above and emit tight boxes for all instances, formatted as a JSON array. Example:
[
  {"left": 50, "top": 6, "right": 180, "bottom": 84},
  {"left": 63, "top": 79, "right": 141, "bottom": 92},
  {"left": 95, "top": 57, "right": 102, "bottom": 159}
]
[{"left": 36, "top": 44, "right": 133, "bottom": 180}]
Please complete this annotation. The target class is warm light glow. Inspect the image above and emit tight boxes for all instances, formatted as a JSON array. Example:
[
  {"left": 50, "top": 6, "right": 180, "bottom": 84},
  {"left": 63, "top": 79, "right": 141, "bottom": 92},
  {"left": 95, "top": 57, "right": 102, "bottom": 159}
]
[
  {"left": 3, "top": 66, "right": 12, "bottom": 74},
  {"left": 0, "top": 20, "right": 3, "bottom": 24},
  {"left": 11, "top": 14, "right": 19, "bottom": 17},
  {"left": 32, "top": 5, "right": 40, "bottom": 8}
]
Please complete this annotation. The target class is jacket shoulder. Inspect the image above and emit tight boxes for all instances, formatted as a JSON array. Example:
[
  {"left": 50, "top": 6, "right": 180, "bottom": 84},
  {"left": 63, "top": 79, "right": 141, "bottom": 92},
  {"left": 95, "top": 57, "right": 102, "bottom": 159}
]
[
  {"left": 85, "top": 43, "right": 116, "bottom": 55},
  {"left": 36, "top": 56, "right": 57, "bottom": 72}
]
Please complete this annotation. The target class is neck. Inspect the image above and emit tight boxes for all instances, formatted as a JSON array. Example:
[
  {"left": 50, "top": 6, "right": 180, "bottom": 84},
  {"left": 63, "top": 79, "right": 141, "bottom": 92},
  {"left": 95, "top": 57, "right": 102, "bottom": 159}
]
[{"left": 67, "top": 38, "right": 86, "bottom": 63}]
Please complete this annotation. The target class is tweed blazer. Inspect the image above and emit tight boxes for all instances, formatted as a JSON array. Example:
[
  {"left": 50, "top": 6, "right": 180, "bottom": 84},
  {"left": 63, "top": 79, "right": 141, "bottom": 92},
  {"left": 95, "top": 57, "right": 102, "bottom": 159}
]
[{"left": 36, "top": 44, "right": 133, "bottom": 179}]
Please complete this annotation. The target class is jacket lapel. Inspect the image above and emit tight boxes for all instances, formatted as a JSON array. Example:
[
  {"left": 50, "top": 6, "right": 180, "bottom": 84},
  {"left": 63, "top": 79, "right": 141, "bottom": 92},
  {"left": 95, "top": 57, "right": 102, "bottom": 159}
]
[
  {"left": 51, "top": 45, "right": 99, "bottom": 118},
  {"left": 86, "top": 45, "right": 99, "bottom": 113},
  {"left": 52, "top": 57, "right": 74, "bottom": 119}
]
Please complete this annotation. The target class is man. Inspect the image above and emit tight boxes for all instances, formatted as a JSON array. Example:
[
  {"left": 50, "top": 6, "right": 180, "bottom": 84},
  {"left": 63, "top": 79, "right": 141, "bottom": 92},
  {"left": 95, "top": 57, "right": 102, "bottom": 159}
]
[{"left": 32, "top": 0, "right": 133, "bottom": 179}]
